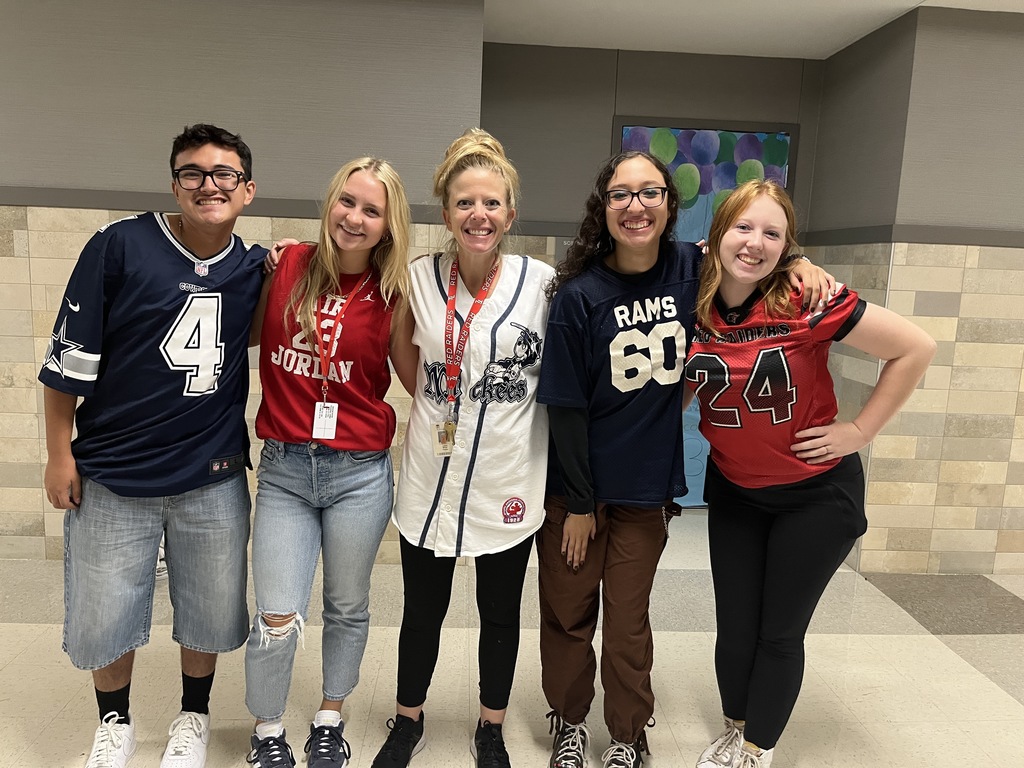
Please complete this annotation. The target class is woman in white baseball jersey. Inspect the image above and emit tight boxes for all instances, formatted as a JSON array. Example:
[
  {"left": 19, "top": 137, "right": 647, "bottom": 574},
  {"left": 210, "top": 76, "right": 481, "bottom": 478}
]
[{"left": 370, "top": 129, "right": 553, "bottom": 768}]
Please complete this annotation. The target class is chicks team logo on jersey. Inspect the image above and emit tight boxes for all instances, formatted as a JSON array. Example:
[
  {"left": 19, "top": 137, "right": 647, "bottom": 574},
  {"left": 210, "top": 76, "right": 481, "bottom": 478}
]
[
  {"left": 502, "top": 497, "right": 526, "bottom": 524},
  {"left": 470, "top": 323, "right": 542, "bottom": 404}
]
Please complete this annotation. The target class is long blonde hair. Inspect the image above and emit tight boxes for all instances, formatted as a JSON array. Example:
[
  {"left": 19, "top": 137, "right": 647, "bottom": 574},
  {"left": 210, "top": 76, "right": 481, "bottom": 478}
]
[
  {"left": 696, "top": 179, "right": 800, "bottom": 335},
  {"left": 287, "top": 158, "right": 411, "bottom": 348},
  {"left": 432, "top": 128, "right": 520, "bottom": 257}
]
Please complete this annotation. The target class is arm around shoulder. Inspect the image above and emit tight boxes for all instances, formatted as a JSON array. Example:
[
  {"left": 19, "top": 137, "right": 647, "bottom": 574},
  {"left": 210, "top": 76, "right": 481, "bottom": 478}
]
[{"left": 389, "top": 297, "right": 419, "bottom": 396}]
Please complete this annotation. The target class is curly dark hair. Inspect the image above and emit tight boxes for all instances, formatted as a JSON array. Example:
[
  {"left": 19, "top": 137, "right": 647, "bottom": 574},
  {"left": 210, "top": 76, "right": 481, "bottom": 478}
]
[{"left": 547, "top": 151, "right": 679, "bottom": 299}]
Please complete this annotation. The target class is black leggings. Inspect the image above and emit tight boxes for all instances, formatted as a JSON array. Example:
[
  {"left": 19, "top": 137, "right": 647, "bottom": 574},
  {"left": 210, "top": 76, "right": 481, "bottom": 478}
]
[
  {"left": 396, "top": 534, "right": 534, "bottom": 711},
  {"left": 706, "top": 454, "right": 866, "bottom": 749}
]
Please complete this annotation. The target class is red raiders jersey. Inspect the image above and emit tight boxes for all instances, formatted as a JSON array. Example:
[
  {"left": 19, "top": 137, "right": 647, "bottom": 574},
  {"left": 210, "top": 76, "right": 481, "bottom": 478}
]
[
  {"left": 684, "top": 285, "right": 865, "bottom": 488},
  {"left": 256, "top": 244, "right": 396, "bottom": 450}
]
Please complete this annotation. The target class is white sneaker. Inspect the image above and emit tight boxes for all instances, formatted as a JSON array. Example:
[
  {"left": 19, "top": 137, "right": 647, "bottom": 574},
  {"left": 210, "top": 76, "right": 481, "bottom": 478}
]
[
  {"left": 696, "top": 717, "right": 744, "bottom": 768},
  {"left": 160, "top": 711, "right": 210, "bottom": 768},
  {"left": 736, "top": 743, "right": 773, "bottom": 768},
  {"left": 84, "top": 712, "right": 136, "bottom": 768}
]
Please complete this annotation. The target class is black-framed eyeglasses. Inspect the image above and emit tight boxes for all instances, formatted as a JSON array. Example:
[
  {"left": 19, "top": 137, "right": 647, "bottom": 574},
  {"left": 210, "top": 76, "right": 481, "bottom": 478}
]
[
  {"left": 172, "top": 168, "right": 247, "bottom": 191},
  {"left": 604, "top": 187, "right": 668, "bottom": 210}
]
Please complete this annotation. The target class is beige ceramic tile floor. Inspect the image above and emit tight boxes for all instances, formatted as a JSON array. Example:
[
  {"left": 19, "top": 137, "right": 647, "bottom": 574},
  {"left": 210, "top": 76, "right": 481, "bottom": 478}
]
[{"left": 2, "top": 512, "right": 1022, "bottom": 767}]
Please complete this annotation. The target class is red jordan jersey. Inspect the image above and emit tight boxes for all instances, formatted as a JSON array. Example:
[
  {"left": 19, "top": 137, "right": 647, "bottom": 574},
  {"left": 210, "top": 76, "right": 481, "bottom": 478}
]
[
  {"left": 256, "top": 244, "right": 396, "bottom": 450},
  {"left": 684, "top": 285, "right": 865, "bottom": 488}
]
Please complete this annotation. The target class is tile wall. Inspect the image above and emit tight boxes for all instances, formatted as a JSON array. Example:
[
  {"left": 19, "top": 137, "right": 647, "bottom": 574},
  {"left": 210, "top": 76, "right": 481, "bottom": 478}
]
[
  {"left": 3, "top": 205, "right": 1021, "bottom": 573},
  {"left": 0, "top": 205, "right": 557, "bottom": 562},
  {"left": 804, "top": 241, "right": 1024, "bottom": 574}
]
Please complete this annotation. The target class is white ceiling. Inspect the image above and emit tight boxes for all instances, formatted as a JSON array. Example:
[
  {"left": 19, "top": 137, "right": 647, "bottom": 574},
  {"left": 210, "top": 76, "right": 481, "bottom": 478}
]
[{"left": 483, "top": 1, "right": 1023, "bottom": 60}]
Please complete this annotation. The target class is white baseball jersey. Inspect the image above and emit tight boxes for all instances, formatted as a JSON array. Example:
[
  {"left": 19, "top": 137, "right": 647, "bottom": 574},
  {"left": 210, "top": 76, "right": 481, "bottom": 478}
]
[{"left": 394, "top": 252, "right": 553, "bottom": 557}]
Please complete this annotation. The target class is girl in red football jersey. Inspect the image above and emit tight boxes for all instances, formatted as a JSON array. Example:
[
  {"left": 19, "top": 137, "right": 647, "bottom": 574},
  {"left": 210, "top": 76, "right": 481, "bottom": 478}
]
[
  {"left": 684, "top": 180, "right": 935, "bottom": 768},
  {"left": 244, "top": 158, "right": 411, "bottom": 768}
]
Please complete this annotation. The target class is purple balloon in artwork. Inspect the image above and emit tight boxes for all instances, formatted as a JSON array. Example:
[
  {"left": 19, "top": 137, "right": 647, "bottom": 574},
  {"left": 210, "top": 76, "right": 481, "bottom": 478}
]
[
  {"left": 677, "top": 130, "right": 695, "bottom": 163},
  {"left": 712, "top": 162, "right": 737, "bottom": 193},
  {"left": 764, "top": 164, "right": 787, "bottom": 186},
  {"left": 699, "top": 164, "right": 714, "bottom": 195},
  {"left": 691, "top": 130, "right": 720, "bottom": 166},
  {"left": 622, "top": 126, "right": 653, "bottom": 152},
  {"left": 734, "top": 133, "right": 764, "bottom": 163}
]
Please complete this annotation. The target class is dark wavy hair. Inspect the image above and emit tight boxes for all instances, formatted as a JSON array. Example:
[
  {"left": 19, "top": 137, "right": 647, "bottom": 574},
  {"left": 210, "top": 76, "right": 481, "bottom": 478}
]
[
  {"left": 547, "top": 151, "right": 679, "bottom": 299},
  {"left": 170, "top": 123, "right": 253, "bottom": 180}
]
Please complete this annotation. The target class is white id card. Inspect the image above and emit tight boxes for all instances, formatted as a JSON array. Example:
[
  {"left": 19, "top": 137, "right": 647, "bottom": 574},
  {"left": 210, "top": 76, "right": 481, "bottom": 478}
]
[
  {"left": 312, "top": 402, "right": 338, "bottom": 440},
  {"left": 431, "top": 421, "right": 454, "bottom": 457}
]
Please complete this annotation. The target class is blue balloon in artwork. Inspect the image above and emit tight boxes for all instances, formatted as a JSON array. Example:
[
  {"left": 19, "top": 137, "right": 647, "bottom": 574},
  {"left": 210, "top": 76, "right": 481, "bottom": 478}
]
[
  {"left": 712, "top": 162, "right": 737, "bottom": 193},
  {"left": 764, "top": 164, "right": 787, "bottom": 186},
  {"left": 699, "top": 164, "right": 714, "bottom": 195},
  {"left": 677, "top": 130, "right": 695, "bottom": 163},
  {"left": 691, "top": 130, "right": 720, "bottom": 165},
  {"left": 622, "top": 126, "right": 653, "bottom": 152},
  {"left": 734, "top": 133, "right": 764, "bottom": 163}
]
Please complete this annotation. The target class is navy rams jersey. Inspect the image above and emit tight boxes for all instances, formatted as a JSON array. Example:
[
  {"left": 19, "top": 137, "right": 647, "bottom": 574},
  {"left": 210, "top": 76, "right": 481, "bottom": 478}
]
[
  {"left": 539, "top": 241, "right": 702, "bottom": 506},
  {"left": 38, "top": 213, "right": 267, "bottom": 496}
]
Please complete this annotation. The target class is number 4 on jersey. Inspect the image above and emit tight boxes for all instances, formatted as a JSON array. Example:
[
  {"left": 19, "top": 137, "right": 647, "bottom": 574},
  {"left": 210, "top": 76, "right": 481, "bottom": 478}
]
[{"left": 159, "top": 293, "right": 225, "bottom": 396}]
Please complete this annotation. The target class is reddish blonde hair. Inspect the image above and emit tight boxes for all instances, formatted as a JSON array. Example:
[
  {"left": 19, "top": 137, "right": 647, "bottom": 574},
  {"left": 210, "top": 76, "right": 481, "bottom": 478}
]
[{"left": 696, "top": 180, "right": 800, "bottom": 335}]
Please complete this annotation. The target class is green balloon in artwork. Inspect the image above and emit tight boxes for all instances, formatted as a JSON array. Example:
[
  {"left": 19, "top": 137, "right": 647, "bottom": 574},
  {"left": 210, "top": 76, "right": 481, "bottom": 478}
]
[
  {"left": 736, "top": 159, "right": 765, "bottom": 184},
  {"left": 763, "top": 134, "right": 790, "bottom": 167},
  {"left": 681, "top": 193, "right": 699, "bottom": 210},
  {"left": 673, "top": 163, "right": 701, "bottom": 201},
  {"left": 712, "top": 189, "right": 733, "bottom": 214},
  {"left": 650, "top": 128, "right": 677, "bottom": 164},
  {"left": 716, "top": 132, "right": 738, "bottom": 164}
]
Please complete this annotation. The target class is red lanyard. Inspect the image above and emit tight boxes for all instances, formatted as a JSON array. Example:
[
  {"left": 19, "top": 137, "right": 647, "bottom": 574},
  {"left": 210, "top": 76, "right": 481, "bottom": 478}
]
[
  {"left": 444, "top": 256, "right": 499, "bottom": 411},
  {"left": 315, "top": 269, "right": 371, "bottom": 400}
]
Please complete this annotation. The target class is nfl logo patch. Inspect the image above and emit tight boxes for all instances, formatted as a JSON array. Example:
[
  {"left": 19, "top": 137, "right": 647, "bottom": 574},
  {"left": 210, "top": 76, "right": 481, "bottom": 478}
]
[
  {"left": 502, "top": 497, "right": 525, "bottom": 524},
  {"left": 195, "top": 261, "right": 209, "bottom": 277}
]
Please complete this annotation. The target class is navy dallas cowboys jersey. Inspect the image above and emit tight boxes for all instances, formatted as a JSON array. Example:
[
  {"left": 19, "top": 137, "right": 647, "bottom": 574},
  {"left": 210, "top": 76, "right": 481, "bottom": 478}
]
[
  {"left": 539, "top": 241, "right": 702, "bottom": 506},
  {"left": 38, "top": 212, "right": 267, "bottom": 496}
]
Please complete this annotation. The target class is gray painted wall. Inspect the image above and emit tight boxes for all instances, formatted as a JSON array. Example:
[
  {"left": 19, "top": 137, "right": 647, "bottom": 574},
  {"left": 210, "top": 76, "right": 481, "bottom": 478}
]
[
  {"left": 0, "top": 0, "right": 483, "bottom": 210},
  {"left": 807, "top": 10, "right": 917, "bottom": 236},
  {"left": 897, "top": 7, "right": 1024, "bottom": 233},
  {"left": 481, "top": 43, "right": 823, "bottom": 236}
]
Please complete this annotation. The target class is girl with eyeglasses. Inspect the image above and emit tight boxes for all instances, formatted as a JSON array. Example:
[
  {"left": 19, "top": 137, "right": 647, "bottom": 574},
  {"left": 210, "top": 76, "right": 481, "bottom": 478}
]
[{"left": 537, "top": 152, "right": 833, "bottom": 768}]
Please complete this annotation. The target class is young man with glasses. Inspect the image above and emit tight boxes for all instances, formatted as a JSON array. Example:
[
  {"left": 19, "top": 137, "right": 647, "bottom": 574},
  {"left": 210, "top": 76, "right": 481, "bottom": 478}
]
[{"left": 40, "top": 124, "right": 267, "bottom": 768}]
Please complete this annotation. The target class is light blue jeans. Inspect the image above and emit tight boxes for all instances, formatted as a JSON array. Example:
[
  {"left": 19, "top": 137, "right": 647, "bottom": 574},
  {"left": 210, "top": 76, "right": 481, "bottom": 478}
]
[
  {"left": 64, "top": 473, "right": 250, "bottom": 670},
  {"left": 244, "top": 438, "right": 394, "bottom": 720}
]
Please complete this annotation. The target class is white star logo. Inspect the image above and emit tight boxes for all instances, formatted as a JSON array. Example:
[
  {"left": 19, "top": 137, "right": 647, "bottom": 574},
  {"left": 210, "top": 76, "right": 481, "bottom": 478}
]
[{"left": 44, "top": 317, "right": 83, "bottom": 377}]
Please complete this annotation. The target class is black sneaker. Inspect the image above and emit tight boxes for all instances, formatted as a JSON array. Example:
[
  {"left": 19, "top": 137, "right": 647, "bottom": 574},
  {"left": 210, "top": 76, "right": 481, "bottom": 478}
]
[
  {"left": 247, "top": 731, "right": 296, "bottom": 767},
  {"left": 472, "top": 720, "right": 511, "bottom": 768},
  {"left": 305, "top": 722, "right": 352, "bottom": 767},
  {"left": 546, "top": 710, "right": 591, "bottom": 768},
  {"left": 600, "top": 731, "right": 649, "bottom": 768},
  {"left": 371, "top": 713, "right": 425, "bottom": 768}
]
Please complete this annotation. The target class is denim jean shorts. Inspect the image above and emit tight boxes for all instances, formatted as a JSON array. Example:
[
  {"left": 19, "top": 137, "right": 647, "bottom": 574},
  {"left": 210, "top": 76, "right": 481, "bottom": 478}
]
[{"left": 63, "top": 473, "right": 251, "bottom": 670}]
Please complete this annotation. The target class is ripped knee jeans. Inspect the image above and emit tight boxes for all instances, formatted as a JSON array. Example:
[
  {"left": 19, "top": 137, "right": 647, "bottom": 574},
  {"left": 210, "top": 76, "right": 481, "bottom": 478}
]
[{"left": 243, "top": 439, "right": 394, "bottom": 721}]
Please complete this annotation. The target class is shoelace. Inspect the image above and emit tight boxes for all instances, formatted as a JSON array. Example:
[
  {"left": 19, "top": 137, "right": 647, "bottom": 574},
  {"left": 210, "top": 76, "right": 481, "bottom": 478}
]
[
  {"left": 166, "top": 713, "right": 204, "bottom": 757},
  {"left": 247, "top": 734, "right": 294, "bottom": 767},
  {"left": 601, "top": 741, "right": 640, "bottom": 768},
  {"left": 476, "top": 722, "right": 511, "bottom": 768},
  {"left": 708, "top": 724, "right": 742, "bottom": 765},
  {"left": 546, "top": 711, "right": 592, "bottom": 768},
  {"left": 736, "top": 750, "right": 764, "bottom": 768},
  {"left": 86, "top": 714, "right": 128, "bottom": 767},
  {"left": 305, "top": 725, "right": 351, "bottom": 763},
  {"left": 379, "top": 717, "right": 418, "bottom": 758}
]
